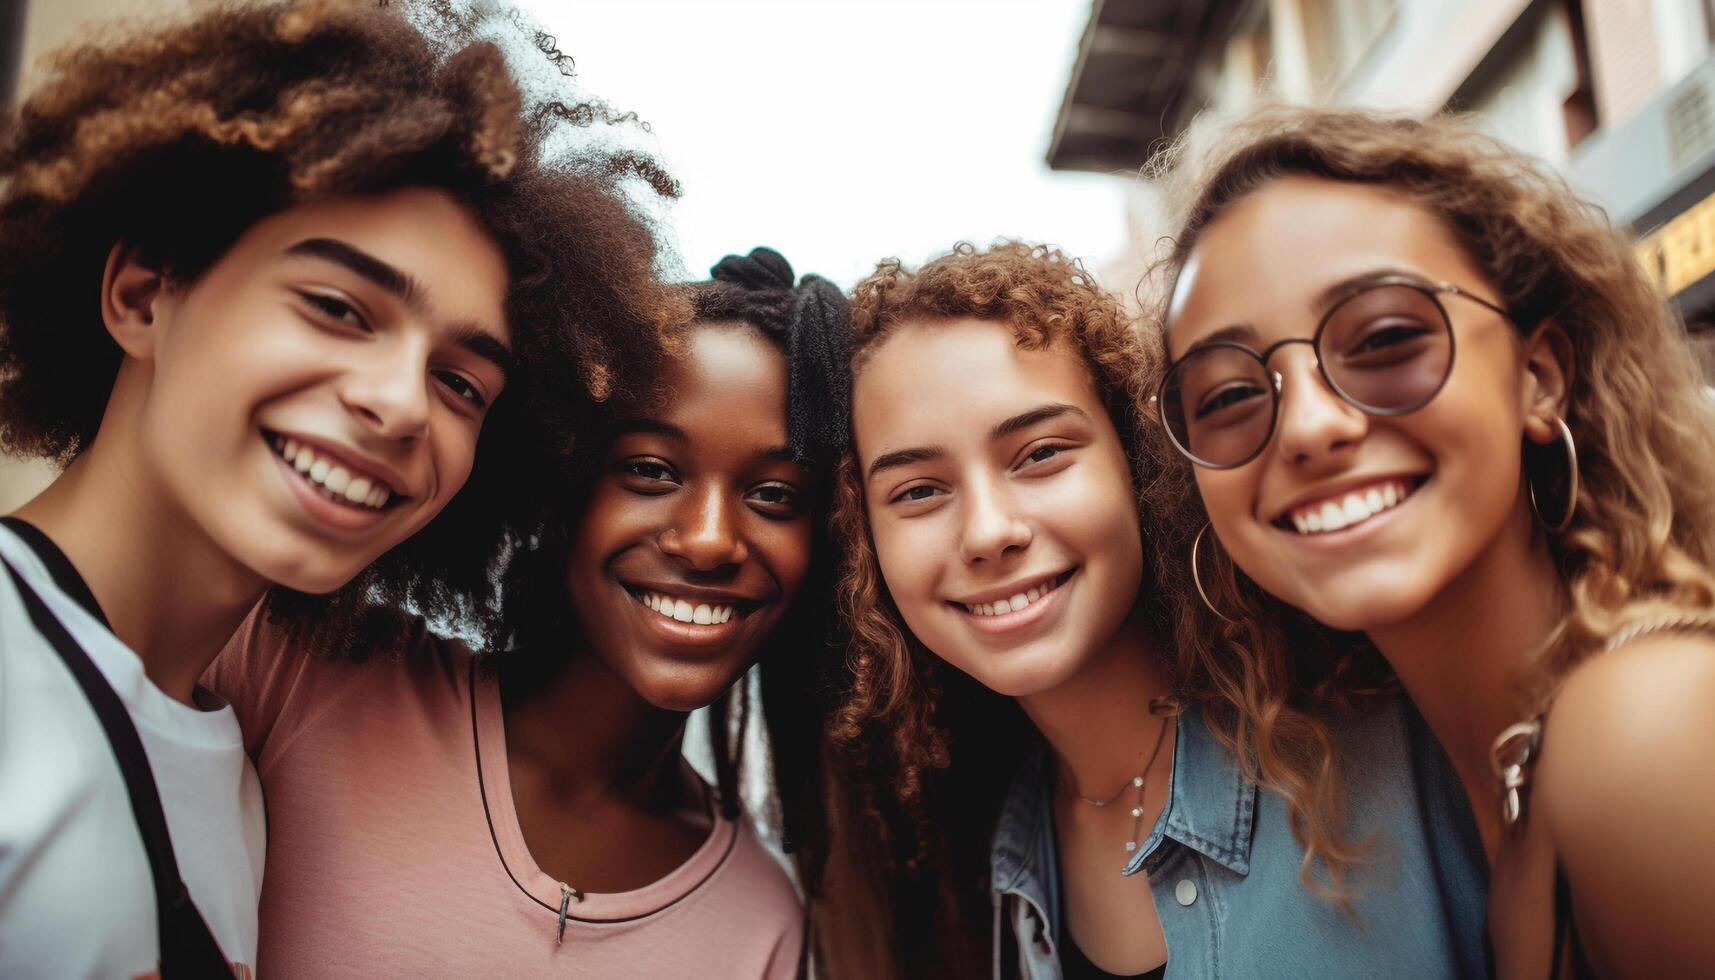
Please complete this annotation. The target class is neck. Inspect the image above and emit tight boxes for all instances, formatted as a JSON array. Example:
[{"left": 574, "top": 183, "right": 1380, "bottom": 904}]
[
  {"left": 13, "top": 433, "right": 268, "bottom": 706},
  {"left": 1018, "top": 611, "right": 1176, "bottom": 801},
  {"left": 1366, "top": 496, "right": 1563, "bottom": 859},
  {"left": 501, "top": 642, "right": 691, "bottom": 813}
]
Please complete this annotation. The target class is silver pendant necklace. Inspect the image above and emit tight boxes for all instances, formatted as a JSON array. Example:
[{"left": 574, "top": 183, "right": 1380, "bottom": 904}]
[{"left": 1062, "top": 714, "right": 1171, "bottom": 855}]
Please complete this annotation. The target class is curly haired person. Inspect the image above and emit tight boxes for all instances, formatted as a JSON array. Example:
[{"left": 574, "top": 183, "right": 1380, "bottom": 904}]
[
  {"left": 0, "top": 2, "right": 680, "bottom": 976},
  {"left": 1153, "top": 105, "right": 1715, "bottom": 977}
]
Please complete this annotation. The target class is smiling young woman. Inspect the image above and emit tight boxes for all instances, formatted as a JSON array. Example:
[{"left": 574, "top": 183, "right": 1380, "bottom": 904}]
[
  {"left": 207, "top": 247, "right": 846, "bottom": 977},
  {"left": 1151, "top": 105, "right": 1715, "bottom": 977},
  {"left": 816, "top": 242, "right": 1487, "bottom": 979}
]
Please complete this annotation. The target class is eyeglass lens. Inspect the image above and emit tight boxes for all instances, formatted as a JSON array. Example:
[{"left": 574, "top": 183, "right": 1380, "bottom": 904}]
[{"left": 1161, "top": 283, "right": 1454, "bottom": 467}]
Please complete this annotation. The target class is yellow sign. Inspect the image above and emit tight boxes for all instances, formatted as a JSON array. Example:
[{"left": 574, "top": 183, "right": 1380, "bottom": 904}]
[{"left": 1637, "top": 188, "right": 1715, "bottom": 295}]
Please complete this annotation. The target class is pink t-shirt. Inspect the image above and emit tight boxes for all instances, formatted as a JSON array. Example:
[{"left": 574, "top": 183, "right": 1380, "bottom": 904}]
[{"left": 207, "top": 613, "right": 802, "bottom": 979}]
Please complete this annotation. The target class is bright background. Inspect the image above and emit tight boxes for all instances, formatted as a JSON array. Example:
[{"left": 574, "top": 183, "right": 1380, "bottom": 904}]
[{"left": 517, "top": 0, "right": 1135, "bottom": 287}]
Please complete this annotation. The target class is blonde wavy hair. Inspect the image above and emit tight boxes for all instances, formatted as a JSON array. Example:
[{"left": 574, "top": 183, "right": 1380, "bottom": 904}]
[{"left": 1140, "top": 104, "right": 1715, "bottom": 887}]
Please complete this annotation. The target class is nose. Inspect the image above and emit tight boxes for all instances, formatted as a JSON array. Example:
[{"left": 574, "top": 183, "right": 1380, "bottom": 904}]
[
  {"left": 659, "top": 484, "right": 748, "bottom": 571},
  {"left": 340, "top": 341, "right": 431, "bottom": 442},
  {"left": 958, "top": 473, "right": 1032, "bottom": 564},
  {"left": 1271, "top": 348, "right": 1368, "bottom": 468}
]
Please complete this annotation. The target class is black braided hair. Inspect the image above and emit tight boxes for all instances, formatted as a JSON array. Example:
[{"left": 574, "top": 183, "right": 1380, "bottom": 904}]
[
  {"left": 693, "top": 247, "right": 851, "bottom": 469},
  {"left": 692, "top": 247, "right": 847, "bottom": 904}
]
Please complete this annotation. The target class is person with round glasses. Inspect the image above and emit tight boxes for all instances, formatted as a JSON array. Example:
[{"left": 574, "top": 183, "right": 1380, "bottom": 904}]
[{"left": 1150, "top": 104, "right": 1715, "bottom": 977}]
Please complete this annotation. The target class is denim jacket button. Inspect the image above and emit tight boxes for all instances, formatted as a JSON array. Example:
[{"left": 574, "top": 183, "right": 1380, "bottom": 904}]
[{"left": 1175, "top": 879, "right": 1197, "bottom": 906}]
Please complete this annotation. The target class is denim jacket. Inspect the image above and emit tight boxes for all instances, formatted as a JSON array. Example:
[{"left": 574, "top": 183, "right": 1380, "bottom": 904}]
[{"left": 989, "top": 695, "right": 1488, "bottom": 979}]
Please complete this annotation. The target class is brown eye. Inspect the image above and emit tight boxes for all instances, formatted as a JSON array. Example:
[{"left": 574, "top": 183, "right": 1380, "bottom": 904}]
[
  {"left": 299, "top": 291, "right": 370, "bottom": 331},
  {"left": 746, "top": 481, "right": 804, "bottom": 517},
  {"left": 893, "top": 484, "right": 943, "bottom": 504}
]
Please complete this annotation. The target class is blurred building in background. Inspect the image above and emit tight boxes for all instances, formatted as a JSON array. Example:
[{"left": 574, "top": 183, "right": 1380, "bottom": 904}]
[{"left": 1054, "top": 0, "right": 1715, "bottom": 366}]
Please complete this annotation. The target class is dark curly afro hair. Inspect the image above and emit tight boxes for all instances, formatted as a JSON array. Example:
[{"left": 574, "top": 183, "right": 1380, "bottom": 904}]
[{"left": 0, "top": 0, "right": 690, "bottom": 653}]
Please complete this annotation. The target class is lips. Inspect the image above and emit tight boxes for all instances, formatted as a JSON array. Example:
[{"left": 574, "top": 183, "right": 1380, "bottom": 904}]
[
  {"left": 1275, "top": 477, "right": 1423, "bottom": 535},
  {"left": 266, "top": 431, "right": 401, "bottom": 511},
  {"left": 633, "top": 589, "right": 739, "bottom": 625},
  {"left": 952, "top": 569, "right": 1075, "bottom": 617}
]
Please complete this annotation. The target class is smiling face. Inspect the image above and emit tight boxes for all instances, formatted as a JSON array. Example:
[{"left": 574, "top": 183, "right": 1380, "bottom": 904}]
[
  {"left": 1167, "top": 176, "right": 1547, "bottom": 631},
  {"left": 853, "top": 317, "right": 1143, "bottom": 698},
  {"left": 119, "top": 186, "right": 511, "bottom": 594},
  {"left": 564, "top": 323, "right": 814, "bottom": 713}
]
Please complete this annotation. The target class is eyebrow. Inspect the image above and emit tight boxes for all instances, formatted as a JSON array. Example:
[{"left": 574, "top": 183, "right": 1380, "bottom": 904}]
[
  {"left": 1180, "top": 267, "right": 1434, "bottom": 356},
  {"left": 866, "top": 446, "right": 944, "bottom": 481},
  {"left": 616, "top": 418, "right": 686, "bottom": 441},
  {"left": 866, "top": 403, "right": 1092, "bottom": 481},
  {"left": 1310, "top": 266, "right": 1426, "bottom": 316},
  {"left": 991, "top": 403, "right": 1090, "bottom": 440},
  {"left": 286, "top": 237, "right": 513, "bottom": 377},
  {"left": 286, "top": 238, "right": 422, "bottom": 306}
]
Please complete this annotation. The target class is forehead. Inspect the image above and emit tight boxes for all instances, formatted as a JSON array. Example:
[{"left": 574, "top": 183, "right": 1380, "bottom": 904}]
[
  {"left": 852, "top": 317, "right": 1103, "bottom": 449},
  {"left": 655, "top": 323, "right": 788, "bottom": 433},
  {"left": 1167, "top": 176, "right": 1484, "bottom": 354}
]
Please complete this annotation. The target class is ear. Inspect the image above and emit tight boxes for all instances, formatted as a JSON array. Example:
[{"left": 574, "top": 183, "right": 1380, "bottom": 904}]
[
  {"left": 1520, "top": 319, "right": 1574, "bottom": 446},
  {"left": 100, "top": 243, "right": 173, "bottom": 359}
]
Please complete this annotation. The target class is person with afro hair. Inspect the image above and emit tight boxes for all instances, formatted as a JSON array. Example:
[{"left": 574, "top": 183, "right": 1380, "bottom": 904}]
[
  {"left": 207, "top": 247, "right": 848, "bottom": 976},
  {"left": 0, "top": 2, "right": 682, "bottom": 977}
]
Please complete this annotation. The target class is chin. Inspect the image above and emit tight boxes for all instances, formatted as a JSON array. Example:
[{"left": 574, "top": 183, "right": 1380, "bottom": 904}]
[
  {"left": 962, "top": 647, "right": 1088, "bottom": 699},
  {"left": 634, "top": 662, "right": 751, "bottom": 713},
  {"left": 1289, "top": 584, "right": 1434, "bottom": 634}
]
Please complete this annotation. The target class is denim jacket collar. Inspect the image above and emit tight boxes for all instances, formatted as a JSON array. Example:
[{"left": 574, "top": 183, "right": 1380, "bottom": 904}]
[
  {"left": 991, "top": 706, "right": 1258, "bottom": 905},
  {"left": 1125, "top": 706, "right": 1256, "bottom": 878}
]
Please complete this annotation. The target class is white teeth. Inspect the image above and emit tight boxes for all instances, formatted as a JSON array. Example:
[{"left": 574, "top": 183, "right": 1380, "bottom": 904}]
[
  {"left": 1341, "top": 494, "right": 1366, "bottom": 524},
  {"left": 268, "top": 434, "right": 394, "bottom": 510},
  {"left": 1286, "top": 481, "right": 1415, "bottom": 535},
  {"left": 1319, "top": 501, "right": 1347, "bottom": 531},
  {"left": 961, "top": 573, "right": 1069, "bottom": 617},
  {"left": 633, "top": 591, "right": 738, "bottom": 626}
]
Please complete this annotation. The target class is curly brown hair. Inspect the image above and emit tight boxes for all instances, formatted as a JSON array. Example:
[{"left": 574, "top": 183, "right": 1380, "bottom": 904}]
[
  {"left": 0, "top": 0, "right": 690, "bottom": 651},
  {"left": 821, "top": 241, "right": 1190, "bottom": 974},
  {"left": 1141, "top": 103, "right": 1715, "bottom": 897}
]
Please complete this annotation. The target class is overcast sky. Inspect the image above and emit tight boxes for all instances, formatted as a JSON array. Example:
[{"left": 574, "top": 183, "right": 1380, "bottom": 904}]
[{"left": 517, "top": 0, "right": 1136, "bottom": 287}]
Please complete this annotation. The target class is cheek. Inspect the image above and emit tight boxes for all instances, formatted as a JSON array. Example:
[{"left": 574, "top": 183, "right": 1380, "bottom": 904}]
[
  {"left": 870, "top": 518, "right": 932, "bottom": 607},
  {"left": 757, "top": 519, "right": 814, "bottom": 601}
]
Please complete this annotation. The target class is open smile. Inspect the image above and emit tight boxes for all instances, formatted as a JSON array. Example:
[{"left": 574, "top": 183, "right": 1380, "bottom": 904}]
[
  {"left": 948, "top": 568, "right": 1077, "bottom": 634},
  {"left": 1272, "top": 476, "right": 1427, "bottom": 536},
  {"left": 266, "top": 430, "right": 403, "bottom": 511},
  {"left": 621, "top": 582, "right": 769, "bottom": 648}
]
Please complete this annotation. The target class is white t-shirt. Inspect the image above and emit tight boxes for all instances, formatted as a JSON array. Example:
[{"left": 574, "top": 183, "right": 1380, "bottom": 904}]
[{"left": 0, "top": 522, "right": 263, "bottom": 979}]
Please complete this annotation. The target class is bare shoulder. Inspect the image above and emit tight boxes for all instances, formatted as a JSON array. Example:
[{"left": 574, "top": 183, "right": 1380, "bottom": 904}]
[
  {"left": 1538, "top": 631, "right": 1715, "bottom": 816},
  {"left": 1533, "top": 632, "right": 1715, "bottom": 973}
]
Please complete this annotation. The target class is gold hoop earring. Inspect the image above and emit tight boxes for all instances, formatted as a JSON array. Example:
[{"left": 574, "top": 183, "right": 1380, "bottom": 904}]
[
  {"left": 1191, "top": 522, "right": 1238, "bottom": 626},
  {"left": 1527, "top": 415, "right": 1579, "bottom": 534}
]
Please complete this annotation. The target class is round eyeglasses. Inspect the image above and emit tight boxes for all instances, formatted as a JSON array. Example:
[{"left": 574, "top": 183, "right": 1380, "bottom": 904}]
[{"left": 1153, "top": 276, "right": 1511, "bottom": 469}]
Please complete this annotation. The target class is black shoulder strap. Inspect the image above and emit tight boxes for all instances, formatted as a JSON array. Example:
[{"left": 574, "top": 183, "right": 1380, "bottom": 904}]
[{"left": 1, "top": 557, "right": 233, "bottom": 978}]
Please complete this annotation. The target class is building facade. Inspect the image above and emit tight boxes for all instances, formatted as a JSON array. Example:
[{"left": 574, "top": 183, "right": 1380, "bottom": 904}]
[{"left": 1053, "top": 0, "right": 1715, "bottom": 368}]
